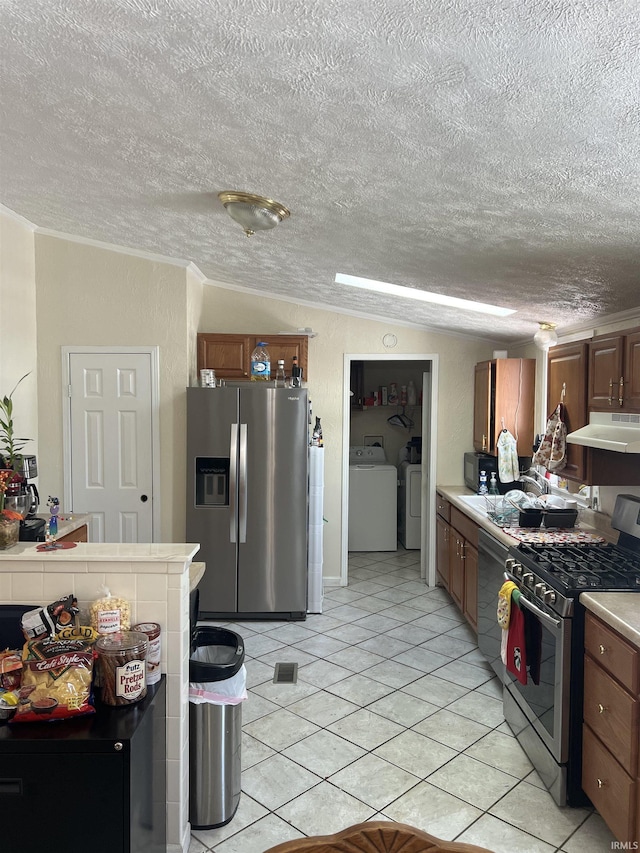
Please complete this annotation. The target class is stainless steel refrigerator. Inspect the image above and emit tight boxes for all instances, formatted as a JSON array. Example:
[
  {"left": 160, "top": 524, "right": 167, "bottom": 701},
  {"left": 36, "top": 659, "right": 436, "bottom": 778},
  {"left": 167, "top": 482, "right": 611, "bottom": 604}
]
[{"left": 186, "top": 385, "right": 309, "bottom": 619}]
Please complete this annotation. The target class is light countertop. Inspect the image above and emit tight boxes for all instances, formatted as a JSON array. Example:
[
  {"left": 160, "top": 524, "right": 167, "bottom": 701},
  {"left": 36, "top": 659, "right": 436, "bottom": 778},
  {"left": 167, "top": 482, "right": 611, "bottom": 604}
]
[
  {"left": 580, "top": 593, "right": 640, "bottom": 649},
  {"left": 33, "top": 512, "right": 90, "bottom": 538},
  {"left": 436, "top": 485, "right": 615, "bottom": 548},
  {"left": 0, "top": 541, "right": 201, "bottom": 570}
]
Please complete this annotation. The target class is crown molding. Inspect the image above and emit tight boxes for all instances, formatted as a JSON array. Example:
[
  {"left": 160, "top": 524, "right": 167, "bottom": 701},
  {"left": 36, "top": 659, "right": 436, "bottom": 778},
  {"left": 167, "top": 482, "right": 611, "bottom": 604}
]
[{"left": 0, "top": 204, "right": 37, "bottom": 230}]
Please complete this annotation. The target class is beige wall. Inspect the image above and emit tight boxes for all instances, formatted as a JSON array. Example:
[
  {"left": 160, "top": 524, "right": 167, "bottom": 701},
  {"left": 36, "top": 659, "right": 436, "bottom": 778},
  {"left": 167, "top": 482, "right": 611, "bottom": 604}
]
[
  {"left": 33, "top": 233, "right": 191, "bottom": 541},
  {"left": 0, "top": 210, "right": 39, "bottom": 465},
  {"left": 198, "top": 285, "right": 497, "bottom": 579}
]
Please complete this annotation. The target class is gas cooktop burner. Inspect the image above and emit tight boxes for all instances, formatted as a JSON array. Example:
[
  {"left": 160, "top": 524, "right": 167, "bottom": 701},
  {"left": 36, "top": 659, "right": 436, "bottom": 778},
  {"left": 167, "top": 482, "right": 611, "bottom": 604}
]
[{"left": 515, "top": 541, "right": 640, "bottom": 593}]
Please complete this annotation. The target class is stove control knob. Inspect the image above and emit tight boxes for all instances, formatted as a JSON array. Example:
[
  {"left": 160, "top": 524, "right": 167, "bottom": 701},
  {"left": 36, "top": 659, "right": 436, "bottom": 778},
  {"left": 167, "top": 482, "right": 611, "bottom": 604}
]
[
  {"left": 512, "top": 562, "right": 523, "bottom": 578},
  {"left": 543, "top": 589, "right": 557, "bottom": 605},
  {"left": 534, "top": 582, "right": 547, "bottom": 597},
  {"left": 505, "top": 557, "right": 517, "bottom": 572},
  {"left": 523, "top": 573, "right": 535, "bottom": 587}
]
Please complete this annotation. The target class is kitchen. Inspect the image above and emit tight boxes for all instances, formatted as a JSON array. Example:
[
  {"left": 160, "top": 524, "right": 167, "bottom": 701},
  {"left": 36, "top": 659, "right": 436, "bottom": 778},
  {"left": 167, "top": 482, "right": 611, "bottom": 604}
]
[
  {"left": 2, "top": 210, "right": 639, "bottom": 851},
  {"left": 2, "top": 1, "right": 640, "bottom": 848}
]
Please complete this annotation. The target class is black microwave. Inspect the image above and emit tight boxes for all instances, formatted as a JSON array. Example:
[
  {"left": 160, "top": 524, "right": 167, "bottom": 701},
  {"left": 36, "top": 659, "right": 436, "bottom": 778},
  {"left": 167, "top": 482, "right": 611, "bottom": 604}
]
[{"left": 463, "top": 451, "right": 529, "bottom": 495}]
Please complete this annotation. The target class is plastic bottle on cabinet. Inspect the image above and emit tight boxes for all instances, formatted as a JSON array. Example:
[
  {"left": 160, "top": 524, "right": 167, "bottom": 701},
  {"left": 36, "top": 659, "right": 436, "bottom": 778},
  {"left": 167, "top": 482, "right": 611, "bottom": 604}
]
[
  {"left": 488, "top": 472, "right": 499, "bottom": 495},
  {"left": 250, "top": 342, "right": 270, "bottom": 381},
  {"left": 274, "top": 359, "right": 286, "bottom": 387},
  {"left": 478, "top": 470, "right": 488, "bottom": 495}
]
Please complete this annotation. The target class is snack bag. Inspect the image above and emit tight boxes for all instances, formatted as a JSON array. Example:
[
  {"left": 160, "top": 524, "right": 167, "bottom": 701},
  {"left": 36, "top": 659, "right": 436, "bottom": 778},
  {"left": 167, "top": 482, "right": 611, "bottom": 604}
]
[
  {"left": 90, "top": 587, "right": 131, "bottom": 635},
  {"left": 12, "top": 635, "right": 96, "bottom": 723},
  {"left": 21, "top": 593, "right": 79, "bottom": 641}
]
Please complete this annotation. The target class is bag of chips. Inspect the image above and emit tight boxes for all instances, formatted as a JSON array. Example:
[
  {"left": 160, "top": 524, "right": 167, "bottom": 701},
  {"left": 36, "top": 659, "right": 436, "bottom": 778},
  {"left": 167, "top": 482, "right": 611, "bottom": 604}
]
[{"left": 12, "top": 635, "right": 96, "bottom": 723}]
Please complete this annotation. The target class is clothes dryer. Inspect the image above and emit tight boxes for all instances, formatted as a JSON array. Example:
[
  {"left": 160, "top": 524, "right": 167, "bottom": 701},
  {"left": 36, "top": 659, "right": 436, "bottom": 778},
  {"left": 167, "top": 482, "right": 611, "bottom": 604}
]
[
  {"left": 398, "top": 461, "right": 421, "bottom": 549},
  {"left": 348, "top": 446, "right": 397, "bottom": 552}
]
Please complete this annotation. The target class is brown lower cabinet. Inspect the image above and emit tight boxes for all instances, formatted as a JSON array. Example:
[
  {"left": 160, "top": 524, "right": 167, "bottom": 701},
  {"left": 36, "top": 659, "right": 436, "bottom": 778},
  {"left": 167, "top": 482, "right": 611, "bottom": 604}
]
[
  {"left": 437, "top": 496, "right": 478, "bottom": 633},
  {"left": 582, "top": 612, "right": 639, "bottom": 843}
]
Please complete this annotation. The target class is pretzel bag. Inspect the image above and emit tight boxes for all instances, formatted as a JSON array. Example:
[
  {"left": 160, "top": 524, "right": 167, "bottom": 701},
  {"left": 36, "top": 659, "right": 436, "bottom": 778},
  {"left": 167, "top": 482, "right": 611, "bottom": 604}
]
[{"left": 12, "top": 636, "right": 96, "bottom": 723}]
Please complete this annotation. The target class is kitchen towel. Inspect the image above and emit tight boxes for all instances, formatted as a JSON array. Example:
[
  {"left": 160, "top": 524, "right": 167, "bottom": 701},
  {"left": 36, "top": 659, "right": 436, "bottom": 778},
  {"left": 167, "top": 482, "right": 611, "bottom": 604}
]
[
  {"left": 497, "top": 428, "right": 520, "bottom": 482},
  {"left": 497, "top": 580, "right": 518, "bottom": 629},
  {"left": 506, "top": 595, "right": 528, "bottom": 685},
  {"left": 523, "top": 606, "right": 542, "bottom": 685},
  {"left": 532, "top": 403, "right": 567, "bottom": 471}
]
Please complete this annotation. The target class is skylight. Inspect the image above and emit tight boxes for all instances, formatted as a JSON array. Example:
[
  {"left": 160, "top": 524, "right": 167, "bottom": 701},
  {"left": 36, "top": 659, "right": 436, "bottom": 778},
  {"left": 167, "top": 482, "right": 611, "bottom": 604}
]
[{"left": 335, "top": 273, "right": 516, "bottom": 317}]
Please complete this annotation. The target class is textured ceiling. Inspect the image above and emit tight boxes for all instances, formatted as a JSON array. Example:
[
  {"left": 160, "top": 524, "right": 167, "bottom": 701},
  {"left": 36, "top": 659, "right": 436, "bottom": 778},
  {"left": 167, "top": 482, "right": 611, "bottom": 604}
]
[{"left": 1, "top": 0, "right": 639, "bottom": 341}]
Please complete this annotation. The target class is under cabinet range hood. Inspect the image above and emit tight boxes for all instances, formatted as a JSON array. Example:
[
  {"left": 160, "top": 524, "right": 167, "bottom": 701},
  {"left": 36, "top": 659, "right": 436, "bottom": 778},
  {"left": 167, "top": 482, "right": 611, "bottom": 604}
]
[{"left": 566, "top": 413, "right": 640, "bottom": 453}]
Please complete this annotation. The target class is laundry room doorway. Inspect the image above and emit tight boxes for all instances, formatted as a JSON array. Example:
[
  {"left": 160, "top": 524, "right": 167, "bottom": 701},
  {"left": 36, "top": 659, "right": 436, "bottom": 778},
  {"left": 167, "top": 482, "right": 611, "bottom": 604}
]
[{"left": 342, "top": 353, "right": 438, "bottom": 588}]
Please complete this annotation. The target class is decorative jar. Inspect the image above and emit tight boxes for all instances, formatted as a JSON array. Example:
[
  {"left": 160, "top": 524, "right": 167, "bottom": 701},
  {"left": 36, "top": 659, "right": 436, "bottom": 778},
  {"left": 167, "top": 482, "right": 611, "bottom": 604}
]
[{"left": 0, "top": 517, "right": 20, "bottom": 549}]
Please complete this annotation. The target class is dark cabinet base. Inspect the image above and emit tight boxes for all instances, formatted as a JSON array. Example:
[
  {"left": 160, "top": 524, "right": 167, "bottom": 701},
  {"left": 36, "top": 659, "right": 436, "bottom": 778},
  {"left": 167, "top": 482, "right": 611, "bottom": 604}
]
[{"left": 0, "top": 678, "right": 166, "bottom": 853}]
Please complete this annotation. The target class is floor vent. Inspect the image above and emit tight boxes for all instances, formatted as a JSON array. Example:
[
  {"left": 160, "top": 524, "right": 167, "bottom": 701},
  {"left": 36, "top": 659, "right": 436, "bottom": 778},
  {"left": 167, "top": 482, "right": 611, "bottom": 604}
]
[{"left": 273, "top": 662, "right": 298, "bottom": 684}]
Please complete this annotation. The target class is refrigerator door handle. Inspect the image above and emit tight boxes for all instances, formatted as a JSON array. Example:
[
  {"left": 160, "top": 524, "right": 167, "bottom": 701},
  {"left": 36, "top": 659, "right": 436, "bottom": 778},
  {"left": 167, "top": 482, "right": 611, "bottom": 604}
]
[
  {"left": 229, "top": 423, "right": 238, "bottom": 543},
  {"left": 238, "top": 423, "right": 248, "bottom": 543}
]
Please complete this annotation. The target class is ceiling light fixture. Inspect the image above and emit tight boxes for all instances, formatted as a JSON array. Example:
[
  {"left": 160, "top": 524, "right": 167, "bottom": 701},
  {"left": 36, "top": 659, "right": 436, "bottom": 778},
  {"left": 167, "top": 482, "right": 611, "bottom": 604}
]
[
  {"left": 533, "top": 322, "right": 558, "bottom": 350},
  {"left": 335, "top": 273, "right": 516, "bottom": 317},
  {"left": 218, "top": 191, "right": 290, "bottom": 237}
]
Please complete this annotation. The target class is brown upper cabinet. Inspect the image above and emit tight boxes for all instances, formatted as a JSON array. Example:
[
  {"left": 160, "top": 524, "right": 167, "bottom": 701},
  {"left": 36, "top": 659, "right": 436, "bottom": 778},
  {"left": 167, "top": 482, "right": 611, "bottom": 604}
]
[
  {"left": 473, "top": 358, "right": 536, "bottom": 456},
  {"left": 588, "top": 328, "right": 640, "bottom": 412},
  {"left": 197, "top": 333, "right": 309, "bottom": 381},
  {"left": 547, "top": 340, "right": 589, "bottom": 482}
]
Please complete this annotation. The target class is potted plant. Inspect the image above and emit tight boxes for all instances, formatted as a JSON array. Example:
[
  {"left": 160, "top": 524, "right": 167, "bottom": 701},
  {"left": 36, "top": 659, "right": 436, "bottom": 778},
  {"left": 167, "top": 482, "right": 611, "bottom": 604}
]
[
  {"left": 0, "top": 372, "right": 31, "bottom": 470},
  {"left": 0, "top": 373, "right": 31, "bottom": 546}
]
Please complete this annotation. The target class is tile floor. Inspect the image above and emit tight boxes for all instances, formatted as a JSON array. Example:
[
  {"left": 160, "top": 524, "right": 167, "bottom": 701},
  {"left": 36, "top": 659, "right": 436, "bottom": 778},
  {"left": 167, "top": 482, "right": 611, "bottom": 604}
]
[{"left": 189, "top": 548, "right": 617, "bottom": 853}]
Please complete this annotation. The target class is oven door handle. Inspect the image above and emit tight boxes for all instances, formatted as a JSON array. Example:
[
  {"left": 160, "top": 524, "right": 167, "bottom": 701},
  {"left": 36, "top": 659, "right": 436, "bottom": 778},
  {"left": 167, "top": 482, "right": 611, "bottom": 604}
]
[{"left": 517, "top": 593, "right": 562, "bottom": 631}]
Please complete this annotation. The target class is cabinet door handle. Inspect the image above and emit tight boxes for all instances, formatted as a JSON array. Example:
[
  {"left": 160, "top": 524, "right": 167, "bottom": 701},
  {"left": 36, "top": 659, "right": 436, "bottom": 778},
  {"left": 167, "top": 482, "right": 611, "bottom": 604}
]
[
  {"left": 619, "top": 376, "right": 624, "bottom": 406},
  {"left": 608, "top": 378, "right": 613, "bottom": 406},
  {"left": 596, "top": 778, "right": 605, "bottom": 789},
  {"left": 597, "top": 703, "right": 606, "bottom": 714},
  {"left": 482, "top": 434, "right": 487, "bottom": 450},
  {"left": 599, "top": 644, "right": 606, "bottom": 655}
]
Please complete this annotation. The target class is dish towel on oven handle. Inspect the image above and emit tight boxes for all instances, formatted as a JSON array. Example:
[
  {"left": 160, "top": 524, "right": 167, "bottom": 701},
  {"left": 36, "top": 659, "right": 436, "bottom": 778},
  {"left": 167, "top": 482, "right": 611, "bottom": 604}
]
[
  {"left": 532, "top": 403, "right": 567, "bottom": 472},
  {"left": 506, "top": 590, "right": 528, "bottom": 684},
  {"left": 497, "top": 428, "right": 520, "bottom": 482}
]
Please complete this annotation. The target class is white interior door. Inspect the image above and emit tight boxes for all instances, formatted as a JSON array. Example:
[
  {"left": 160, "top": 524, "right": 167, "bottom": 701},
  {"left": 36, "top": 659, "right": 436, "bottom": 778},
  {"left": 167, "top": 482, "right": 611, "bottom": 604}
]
[{"left": 67, "top": 352, "right": 154, "bottom": 542}]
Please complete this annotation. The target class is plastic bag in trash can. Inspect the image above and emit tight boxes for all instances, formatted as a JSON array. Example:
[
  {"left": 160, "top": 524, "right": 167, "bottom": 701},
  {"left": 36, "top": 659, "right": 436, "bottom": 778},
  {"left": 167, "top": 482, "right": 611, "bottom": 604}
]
[
  {"left": 189, "top": 664, "right": 246, "bottom": 705},
  {"left": 189, "top": 661, "right": 247, "bottom": 706}
]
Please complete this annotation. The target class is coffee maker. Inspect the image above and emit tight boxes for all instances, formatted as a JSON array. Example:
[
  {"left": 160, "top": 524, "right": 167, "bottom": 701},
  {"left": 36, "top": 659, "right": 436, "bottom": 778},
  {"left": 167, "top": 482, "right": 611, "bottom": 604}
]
[{"left": 4, "top": 455, "right": 45, "bottom": 540}]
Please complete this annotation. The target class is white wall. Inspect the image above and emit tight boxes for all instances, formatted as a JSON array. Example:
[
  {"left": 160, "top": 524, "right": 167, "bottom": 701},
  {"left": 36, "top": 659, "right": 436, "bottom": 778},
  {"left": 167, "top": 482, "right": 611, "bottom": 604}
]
[
  {"left": 0, "top": 210, "right": 38, "bottom": 466},
  {"left": 33, "top": 233, "right": 192, "bottom": 542},
  {"left": 198, "top": 285, "right": 496, "bottom": 581}
]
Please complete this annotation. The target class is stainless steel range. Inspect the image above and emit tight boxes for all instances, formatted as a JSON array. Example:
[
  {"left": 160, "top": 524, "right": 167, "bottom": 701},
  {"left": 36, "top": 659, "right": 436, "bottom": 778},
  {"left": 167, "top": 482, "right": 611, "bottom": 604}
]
[{"left": 502, "top": 493, "right": 640, "bottom": 807}]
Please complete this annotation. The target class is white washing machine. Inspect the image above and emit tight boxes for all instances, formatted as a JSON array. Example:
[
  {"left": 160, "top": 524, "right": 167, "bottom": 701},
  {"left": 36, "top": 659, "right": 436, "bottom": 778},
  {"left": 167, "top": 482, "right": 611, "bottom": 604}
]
[
  {"left": 398, "top": 461, "right": 422, "bottom": 549},
  {"left": 348, "top": 446, "right": 398, "bottom": 552}
]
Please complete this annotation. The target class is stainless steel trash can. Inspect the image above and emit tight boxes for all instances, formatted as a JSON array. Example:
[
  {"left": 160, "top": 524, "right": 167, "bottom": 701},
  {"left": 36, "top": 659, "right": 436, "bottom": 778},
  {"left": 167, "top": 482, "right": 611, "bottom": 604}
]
[{"left": 189, "top": 626, "right": 245, "bottom": 829}]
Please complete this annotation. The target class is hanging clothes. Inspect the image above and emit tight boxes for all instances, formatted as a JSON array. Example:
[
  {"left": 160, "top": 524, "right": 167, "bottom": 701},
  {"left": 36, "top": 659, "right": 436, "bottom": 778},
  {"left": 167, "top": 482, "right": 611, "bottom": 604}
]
[{"left": 497, "top": 428, "right": 520, "bottom": 482}]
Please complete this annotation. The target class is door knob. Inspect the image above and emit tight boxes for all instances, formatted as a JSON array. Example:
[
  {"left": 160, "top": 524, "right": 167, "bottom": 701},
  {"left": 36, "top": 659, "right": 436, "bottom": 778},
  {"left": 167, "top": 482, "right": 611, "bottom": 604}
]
[{"left": 140, "top": 494, "right": 148, "bottom": 503}]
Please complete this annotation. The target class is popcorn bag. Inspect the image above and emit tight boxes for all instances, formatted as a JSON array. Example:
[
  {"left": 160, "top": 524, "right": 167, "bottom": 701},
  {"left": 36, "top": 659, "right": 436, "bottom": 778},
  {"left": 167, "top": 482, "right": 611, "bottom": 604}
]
[{"left": 90, "top": 587, "right": 131, "bottom": 635}]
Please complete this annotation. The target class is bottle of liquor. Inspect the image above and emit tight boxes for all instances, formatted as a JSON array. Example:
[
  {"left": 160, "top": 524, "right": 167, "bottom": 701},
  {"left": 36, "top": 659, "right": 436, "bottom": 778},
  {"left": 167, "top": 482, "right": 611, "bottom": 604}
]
[
  {"left": 291, "top": 355, "right": 302, "bottom": 387},
  {"left": 250, "top": 341, "right": 270, "bottom": 381},
  {"left": 274, "top": 359, "right": 286, "bottom": 387}
]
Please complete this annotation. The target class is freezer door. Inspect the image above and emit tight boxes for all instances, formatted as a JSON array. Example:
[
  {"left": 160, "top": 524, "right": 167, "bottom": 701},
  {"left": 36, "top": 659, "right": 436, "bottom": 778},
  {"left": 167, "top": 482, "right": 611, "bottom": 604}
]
[
  {"left": 186, "top": 387, "right": 239, "bottom": 613},
  {"left": 238, "top": 387, "right": 309, "bottom": 614}
]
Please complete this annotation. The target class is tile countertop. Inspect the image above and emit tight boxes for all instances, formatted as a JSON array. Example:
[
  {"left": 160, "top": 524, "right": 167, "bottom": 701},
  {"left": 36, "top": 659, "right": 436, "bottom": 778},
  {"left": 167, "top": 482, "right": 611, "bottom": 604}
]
[{"left": 580, "top": 593, "right": 640, "bottom": 650}]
